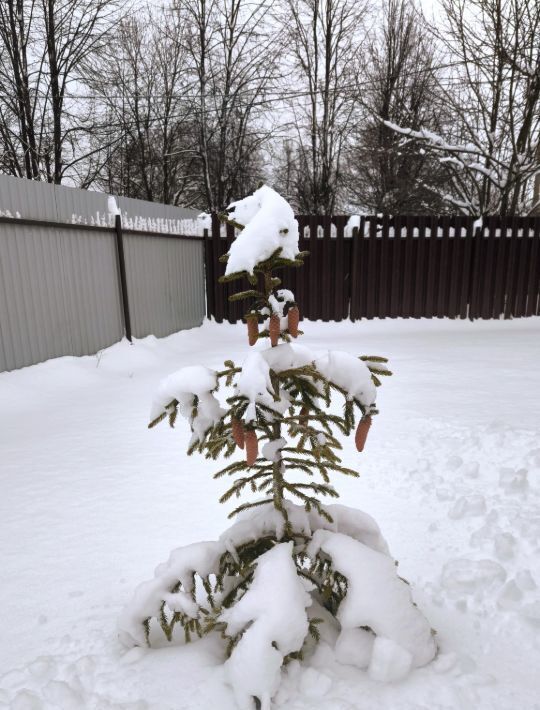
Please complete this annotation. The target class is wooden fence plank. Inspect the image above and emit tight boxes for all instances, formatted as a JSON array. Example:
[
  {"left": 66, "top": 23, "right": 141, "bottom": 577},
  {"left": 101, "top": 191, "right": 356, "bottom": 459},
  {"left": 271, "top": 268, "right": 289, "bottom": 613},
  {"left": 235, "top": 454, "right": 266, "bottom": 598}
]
[
  {"left": 504, "top": 216, "right": 520, "bottom": 319},
  {"left": 211, "top": 214, "right": 224, "bottom": 324},
  {"left": 321, "top": 215, "right": 332, "bottom": 322},
  {"left": 514, "top": 217, "right": 532, "bottom": 317},
  {"left": 491, "top": 216, "right": 508, "bottom": 319},
  {"left": 413, "top": 215, "right": 427, "bottom": 318},
  {"left": 350, "top": 217, "right": 366, "bottom": 320},
  {"left": 525, "top": 218, "right": 540, "bottom": 316},
  {"left": 365, "top": 217, "right": 378, "bottom": 319},
  {"left": 378, "top": 215, "right": 390, "bottom": 318},
  {"left": 334, "top": 216, "right": 347, "bottom": 320},
  {"left": 389, "top": 215, "right": 404, "bottom": 318},
  {"left": 401, "top": 215, "right": 415, "bottom": 318},
  {"left": 480, "top": 215, "right": 497, "bottom": 319},
  {"left": 435, "top": 216, "right": 450, "bottom": 317},
  {"left": 460, "top": 217, "right": 475, "bottom": 320},
  {"left": 424, "top": 216, "right": 438, "bottom": 319},
  {"left": 469, "top": 218, "right": 485, "bottom": 320}
]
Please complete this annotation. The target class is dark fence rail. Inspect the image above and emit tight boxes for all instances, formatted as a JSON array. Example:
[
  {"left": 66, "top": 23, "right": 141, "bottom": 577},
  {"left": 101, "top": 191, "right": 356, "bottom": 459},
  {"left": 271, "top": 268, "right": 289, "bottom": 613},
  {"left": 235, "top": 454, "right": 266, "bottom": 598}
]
[{"left": 205, "top": 214, "right": 540, "bottom": 323}]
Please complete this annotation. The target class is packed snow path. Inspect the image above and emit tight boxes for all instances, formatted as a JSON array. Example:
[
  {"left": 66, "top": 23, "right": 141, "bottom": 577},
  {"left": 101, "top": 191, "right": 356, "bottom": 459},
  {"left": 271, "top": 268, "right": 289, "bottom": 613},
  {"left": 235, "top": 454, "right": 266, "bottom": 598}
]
[{"left": 1, "top": 318, "right": 539, "bottom": 710}]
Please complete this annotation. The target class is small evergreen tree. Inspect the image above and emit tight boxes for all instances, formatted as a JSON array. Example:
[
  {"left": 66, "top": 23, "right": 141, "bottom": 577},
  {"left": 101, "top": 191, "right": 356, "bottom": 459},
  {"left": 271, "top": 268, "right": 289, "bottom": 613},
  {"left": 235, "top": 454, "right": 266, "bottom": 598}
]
[{"left": 119, "top": 186, "right": 436, "bottom": 710}]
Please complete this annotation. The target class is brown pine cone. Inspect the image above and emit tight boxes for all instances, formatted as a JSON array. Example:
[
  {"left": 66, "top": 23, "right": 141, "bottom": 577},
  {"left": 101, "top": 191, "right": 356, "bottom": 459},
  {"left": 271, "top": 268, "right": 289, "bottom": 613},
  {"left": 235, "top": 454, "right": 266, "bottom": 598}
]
[
  {"left": 288, "top": 306, "right": 300, "bottom": 337},
  {"left": 231, "top": 417, "right": 245, "bottom": 449},
  {"left": 355, "top": 415, "right": 372, "bottom": 452},
  {"left": 245, "top": 429, "right": 258, "bottom": 466},
  {"left": 299, "top": 405, "right": 309, "bottom": 428},
  {"left": 269, "top": 313, "right": 280, "bottom": 347},
  {"left": 246, "top": 316, "right": 258, "bottom": 346}
]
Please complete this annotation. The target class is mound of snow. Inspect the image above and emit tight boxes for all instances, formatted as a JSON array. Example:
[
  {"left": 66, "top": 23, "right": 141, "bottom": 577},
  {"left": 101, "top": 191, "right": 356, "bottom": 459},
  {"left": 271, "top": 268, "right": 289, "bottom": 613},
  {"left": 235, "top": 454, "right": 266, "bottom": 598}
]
[
  {"left": 224, "top": 186, "right": 300, "bottom": 276},
  {"left": 222, "top": 542, "right": 311, "bottom": 710},
  {"left": 308, "top": 530, "right": 436, "bottom": 668}
]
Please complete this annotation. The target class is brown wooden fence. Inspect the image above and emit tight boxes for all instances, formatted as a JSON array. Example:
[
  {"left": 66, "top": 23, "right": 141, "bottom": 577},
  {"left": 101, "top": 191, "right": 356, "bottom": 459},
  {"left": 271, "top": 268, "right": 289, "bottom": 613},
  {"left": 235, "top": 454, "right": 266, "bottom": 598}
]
[{"left": 205, "top": 214, "right": 540, "bottom": 323}]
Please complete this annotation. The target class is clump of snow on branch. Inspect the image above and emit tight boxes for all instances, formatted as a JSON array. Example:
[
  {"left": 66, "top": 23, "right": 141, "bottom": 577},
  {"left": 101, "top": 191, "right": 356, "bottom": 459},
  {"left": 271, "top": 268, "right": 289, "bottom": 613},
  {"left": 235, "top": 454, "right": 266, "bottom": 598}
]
[
  {"left": 316, "top": 350, "right": 377, "bottom": 408},
  {"left": 308, "top": 530, "right": 437, "bottom": 677},
  {"left": 150, "top": 365, "right": 224, "bottom": 443},
  {"left": 118, "top": 540, "right": 223, "bottom": 647},
  {"left": 222, "top": 542, "right": 311, "bottom": 710},
  {"left": 219, "top": 501, "right": 390, "bottom": 558},
  {"left": 224, "top": 185, "right": 300, "bottom": 276}
]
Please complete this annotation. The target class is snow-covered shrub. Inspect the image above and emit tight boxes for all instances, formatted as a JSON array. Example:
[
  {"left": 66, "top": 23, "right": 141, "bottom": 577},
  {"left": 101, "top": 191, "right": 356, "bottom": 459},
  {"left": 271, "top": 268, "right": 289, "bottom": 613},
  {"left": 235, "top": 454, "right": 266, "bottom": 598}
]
[{"left": 119, "top": 185, "right": 436, "bottom": 708}]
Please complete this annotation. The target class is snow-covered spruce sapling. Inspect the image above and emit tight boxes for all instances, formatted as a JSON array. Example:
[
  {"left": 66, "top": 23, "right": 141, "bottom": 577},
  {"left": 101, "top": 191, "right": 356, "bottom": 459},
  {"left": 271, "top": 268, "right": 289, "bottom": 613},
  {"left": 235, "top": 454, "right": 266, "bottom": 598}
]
[{"left": 119, "top": 186, "right": 437, "bottom": 709}]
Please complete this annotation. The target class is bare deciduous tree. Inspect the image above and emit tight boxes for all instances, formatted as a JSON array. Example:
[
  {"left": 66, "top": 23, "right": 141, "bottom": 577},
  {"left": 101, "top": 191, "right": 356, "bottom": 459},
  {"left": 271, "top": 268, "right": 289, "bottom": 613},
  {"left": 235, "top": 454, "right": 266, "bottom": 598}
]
[
  {"left": 180, "top": 0, "right": 280, "bottom": 212},
  {"left": 283, "top": 0, "right": 368, "bottom": 214},
  {"left": 385, "top": 0, "right": 540, "bottom": 215},
  {"left": 0, "top": 0, "right": 120, "bottom": 184},
  {"left": 345, "top": 0, "right": 449, "bottom": 214},
  {"left": 87, "top": 7, "right": 198, "bottom": 204}
]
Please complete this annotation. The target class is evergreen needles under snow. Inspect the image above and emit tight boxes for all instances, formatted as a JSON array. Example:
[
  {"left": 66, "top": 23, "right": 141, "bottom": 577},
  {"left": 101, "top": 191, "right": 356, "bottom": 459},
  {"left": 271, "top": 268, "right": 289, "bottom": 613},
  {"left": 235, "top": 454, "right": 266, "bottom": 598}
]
[{"left": 120, "top": 186, "right": 435, "bottom": 709}]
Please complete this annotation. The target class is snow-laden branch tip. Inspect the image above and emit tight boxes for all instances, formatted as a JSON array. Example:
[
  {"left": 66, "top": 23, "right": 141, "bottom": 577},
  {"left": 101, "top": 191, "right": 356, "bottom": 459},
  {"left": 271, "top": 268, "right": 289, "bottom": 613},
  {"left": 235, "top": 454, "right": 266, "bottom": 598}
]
[{"left": 224, "top": 185, "right": 300, "bottom": 276}]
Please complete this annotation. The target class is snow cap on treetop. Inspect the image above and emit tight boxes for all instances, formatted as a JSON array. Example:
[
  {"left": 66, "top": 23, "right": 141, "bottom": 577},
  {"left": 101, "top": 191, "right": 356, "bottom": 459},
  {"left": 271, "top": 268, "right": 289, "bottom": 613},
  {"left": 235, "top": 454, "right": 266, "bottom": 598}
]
[{"left": 224, "top": 185, "right": 300, "bottom": 276}]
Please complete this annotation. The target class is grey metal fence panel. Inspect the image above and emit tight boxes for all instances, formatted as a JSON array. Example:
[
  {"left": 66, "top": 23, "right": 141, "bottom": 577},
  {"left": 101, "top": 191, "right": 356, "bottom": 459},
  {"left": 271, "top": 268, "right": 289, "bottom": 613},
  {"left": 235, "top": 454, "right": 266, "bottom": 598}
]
[
  {"left": 56, "top": 228, "right": 124, "bottom": 355},
  {"left": 53, "top": 182, "right": 110, "bottom": 224},
  {"left": 0, "top": 174, "right": 200, "bottom": 224},
  {"left": 117, "top": 195, "right": 200, "bottom": 222},
  {"left": 122, "top": 234, "right": 205, "bottom": 339},
  {"left": 0, "top": 222, "right": 123, "bottom": 371},
  {"left": 0, "top": 175, "right": 59, "bottom": 221},
  {"left": 0, "top": 174, "right": 206, "bottom": 372}
]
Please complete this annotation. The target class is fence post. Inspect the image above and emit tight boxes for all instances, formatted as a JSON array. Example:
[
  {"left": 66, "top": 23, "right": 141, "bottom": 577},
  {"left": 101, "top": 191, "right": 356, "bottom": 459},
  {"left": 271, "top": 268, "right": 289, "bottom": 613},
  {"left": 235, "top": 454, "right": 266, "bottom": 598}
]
[{"left": 114, "top": 213, "right": 132, "bottom": 342}]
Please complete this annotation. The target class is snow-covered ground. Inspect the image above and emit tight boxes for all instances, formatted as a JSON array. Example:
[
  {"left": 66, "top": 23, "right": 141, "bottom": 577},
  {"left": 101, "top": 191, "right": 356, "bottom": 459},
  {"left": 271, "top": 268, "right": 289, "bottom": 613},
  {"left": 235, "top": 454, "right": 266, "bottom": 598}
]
[{"left": 1, "top": 317, "right": 539, "bottom": 710}]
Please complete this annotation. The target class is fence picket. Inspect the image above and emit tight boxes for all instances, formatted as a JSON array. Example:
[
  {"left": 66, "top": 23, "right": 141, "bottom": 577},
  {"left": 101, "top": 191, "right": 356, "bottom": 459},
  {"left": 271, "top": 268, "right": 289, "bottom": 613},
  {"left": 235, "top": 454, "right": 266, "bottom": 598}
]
[{"left": 525, "top": 219, "right": 540, "bottom": 316}]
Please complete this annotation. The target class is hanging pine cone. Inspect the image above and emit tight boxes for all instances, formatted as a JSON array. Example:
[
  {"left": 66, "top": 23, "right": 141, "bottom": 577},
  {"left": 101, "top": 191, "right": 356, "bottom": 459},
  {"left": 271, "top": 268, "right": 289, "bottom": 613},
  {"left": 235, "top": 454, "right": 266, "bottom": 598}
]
[
  {"left": 245, "top": 429, "right": 258, "bottom": 466},
  {"left": 288, "top": 305, "right": 300, "bottom": 337},
  {"left": 355, "top": 415, "right": 372, "bottom": 452},
  {"left": 231, "top": 417, "right": 245, "bottom": 449},
  {"left": 299, "top": 405, "right": 309, "bottom": 428},
  {"left": 246, "top": 315, "right": 258, "bottom": 346},
  {"left": 269, "top": 313, "right": 280, "bottom": 347}
]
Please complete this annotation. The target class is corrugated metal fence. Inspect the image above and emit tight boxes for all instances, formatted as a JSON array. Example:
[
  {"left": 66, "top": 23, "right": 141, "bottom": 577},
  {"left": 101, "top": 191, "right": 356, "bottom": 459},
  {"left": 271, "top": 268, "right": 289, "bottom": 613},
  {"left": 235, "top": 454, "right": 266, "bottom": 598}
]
[
  {"left": 206, "top": 214, "right": 540, "bottom": 323},
  {"left": 0, "top": 175, "right": 205, "bottom": 372}
]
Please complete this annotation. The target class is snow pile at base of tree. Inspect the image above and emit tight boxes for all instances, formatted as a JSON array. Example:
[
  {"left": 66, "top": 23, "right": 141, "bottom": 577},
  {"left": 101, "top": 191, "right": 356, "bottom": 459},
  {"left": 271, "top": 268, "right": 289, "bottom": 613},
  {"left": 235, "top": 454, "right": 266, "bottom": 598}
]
[
  {"left": 308, "top": 530, "right": 436, "bottom": 671},
  {"left": 222, "top": 542, "right": 311, "bottom": 710},
  {"left": 224, "top": 186, "right": 300, "bottom": 275},
  {"left": 116, "top": 495, "right": 435, "bottom": 704}
]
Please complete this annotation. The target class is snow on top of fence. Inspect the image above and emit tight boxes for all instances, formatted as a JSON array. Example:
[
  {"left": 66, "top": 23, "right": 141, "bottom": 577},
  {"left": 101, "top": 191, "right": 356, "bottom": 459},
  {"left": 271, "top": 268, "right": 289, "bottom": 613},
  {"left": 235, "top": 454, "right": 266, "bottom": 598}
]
[
  {"left": 69, "top": 208, "right": 209, "bottom": 236},
  {"left": 0, "top": 209, "right": 21, "bottom": 219}
]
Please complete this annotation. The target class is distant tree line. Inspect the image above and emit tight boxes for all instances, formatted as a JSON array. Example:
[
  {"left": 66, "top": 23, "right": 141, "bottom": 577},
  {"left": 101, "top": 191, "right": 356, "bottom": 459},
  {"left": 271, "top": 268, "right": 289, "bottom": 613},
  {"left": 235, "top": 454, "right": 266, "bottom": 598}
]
[{"left": 0, "top": 0, "right": 539, "bottom": 216}]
